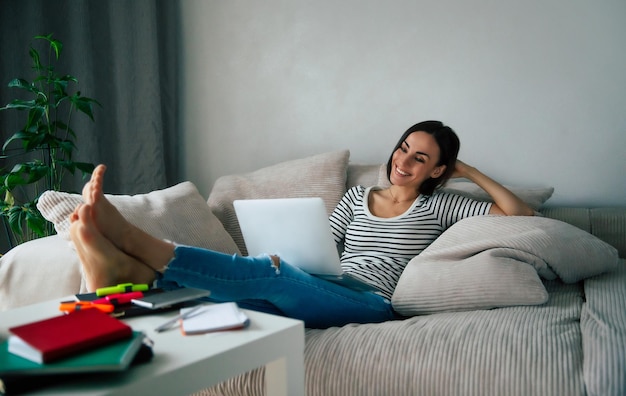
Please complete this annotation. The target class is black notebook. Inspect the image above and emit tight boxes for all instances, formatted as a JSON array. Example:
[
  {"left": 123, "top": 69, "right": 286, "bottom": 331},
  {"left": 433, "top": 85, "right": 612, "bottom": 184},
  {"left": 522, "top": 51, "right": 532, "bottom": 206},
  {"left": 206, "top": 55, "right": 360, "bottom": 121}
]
[{"left": 131, "top": 287, "right": 211, "bottom": 309}]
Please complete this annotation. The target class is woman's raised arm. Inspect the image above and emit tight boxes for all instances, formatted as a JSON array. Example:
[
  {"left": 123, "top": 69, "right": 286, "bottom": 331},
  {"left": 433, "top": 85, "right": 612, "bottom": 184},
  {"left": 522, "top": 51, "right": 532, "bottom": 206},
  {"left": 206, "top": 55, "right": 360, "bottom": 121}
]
[{"left": 452, "top": 160, "right": 535, "bottom": 216}]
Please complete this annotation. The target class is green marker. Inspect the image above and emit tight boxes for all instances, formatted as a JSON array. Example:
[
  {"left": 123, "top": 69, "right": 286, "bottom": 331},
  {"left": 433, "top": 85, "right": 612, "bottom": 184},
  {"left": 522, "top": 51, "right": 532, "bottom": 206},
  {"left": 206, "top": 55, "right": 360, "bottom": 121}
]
[{"left": 96, "top": 283, "right": 149, "bottom": 297}]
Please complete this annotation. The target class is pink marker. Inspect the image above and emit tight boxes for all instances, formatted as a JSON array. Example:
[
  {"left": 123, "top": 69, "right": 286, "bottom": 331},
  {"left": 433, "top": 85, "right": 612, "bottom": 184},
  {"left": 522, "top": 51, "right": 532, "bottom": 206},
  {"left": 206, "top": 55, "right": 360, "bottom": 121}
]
[{"left": 93, "top": 291, "right": 144, "bottom": 306}]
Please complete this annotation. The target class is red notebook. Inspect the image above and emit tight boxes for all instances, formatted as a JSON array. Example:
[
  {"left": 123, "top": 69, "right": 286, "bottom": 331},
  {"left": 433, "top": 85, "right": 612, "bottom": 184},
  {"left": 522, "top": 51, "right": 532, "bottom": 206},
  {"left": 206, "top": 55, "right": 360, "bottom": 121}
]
[{"left": 8, "top": 309, "right": 132, "bottom": 363}]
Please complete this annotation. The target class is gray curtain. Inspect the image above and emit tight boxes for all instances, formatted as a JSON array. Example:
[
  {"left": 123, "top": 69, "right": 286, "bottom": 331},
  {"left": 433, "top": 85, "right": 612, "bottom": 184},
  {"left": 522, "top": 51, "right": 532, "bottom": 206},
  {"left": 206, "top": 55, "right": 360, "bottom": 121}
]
[{"left": 0, "top": 0, "right": 180, "bottom": 195}]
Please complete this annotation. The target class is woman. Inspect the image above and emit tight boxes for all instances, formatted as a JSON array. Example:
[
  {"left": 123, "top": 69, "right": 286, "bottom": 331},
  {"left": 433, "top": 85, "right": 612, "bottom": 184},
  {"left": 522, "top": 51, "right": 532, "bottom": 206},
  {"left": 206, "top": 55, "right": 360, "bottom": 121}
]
[{"left": 70, "top": 121, "right": 534, "bottom": 328}]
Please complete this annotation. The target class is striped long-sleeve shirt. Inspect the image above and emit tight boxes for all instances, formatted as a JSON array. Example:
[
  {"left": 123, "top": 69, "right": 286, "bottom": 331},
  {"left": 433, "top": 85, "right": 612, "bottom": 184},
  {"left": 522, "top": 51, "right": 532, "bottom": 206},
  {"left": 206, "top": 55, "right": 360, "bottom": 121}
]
[{"left": 329, "top": 186, "right": 492, "bottom": 300}]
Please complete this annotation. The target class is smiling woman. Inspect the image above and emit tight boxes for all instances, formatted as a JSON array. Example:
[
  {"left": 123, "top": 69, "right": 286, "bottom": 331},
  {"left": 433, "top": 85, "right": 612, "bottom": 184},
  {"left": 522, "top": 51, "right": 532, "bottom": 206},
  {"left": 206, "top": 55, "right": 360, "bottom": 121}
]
[{"left": 62, "top": 120, "right": 535, "bottom": 330}]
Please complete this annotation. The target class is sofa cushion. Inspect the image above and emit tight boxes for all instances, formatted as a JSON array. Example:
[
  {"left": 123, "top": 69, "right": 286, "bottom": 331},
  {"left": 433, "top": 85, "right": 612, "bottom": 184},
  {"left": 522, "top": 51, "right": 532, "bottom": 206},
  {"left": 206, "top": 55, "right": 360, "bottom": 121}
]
[
  {"left": 0, "top": 235, "right": 83, "bottom": 311},
  {"left": 376, "top": 164, "right": 554, "bottom": 209},
  {"left": 346, "top": 164, "right": 381, "bottom": 189},
  {"left": 442, "top": 181, "right": 554, "bottom": 210},
  {"left": 208, "top": 150, "right": 350, "bottom": 254},
  {"left": 392, "top": 215, "right": 619, "bottom": 316},
  {"left": 37, "top": 181, "right": 240, "bottom": 254},
  {"left": 392, "top": 253, "right": 549, "bottom": 316}
]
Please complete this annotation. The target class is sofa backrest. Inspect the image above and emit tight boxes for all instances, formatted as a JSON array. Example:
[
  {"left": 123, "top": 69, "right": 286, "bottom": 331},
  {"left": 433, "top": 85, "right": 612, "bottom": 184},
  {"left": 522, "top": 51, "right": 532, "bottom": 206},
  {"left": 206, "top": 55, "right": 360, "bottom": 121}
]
[
  {"left": 541, "top": 207, "right": 626, "bottom": 258},
  {"left": 346, "top": 164, "right": 386, "bottom": 190}
]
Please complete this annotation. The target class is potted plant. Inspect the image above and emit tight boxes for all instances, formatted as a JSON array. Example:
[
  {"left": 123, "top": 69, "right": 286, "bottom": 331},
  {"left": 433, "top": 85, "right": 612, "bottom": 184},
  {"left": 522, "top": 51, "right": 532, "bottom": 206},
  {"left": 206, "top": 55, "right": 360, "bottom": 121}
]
[{"left": 0, "top": 34, "right": 99, "bottom": 248}]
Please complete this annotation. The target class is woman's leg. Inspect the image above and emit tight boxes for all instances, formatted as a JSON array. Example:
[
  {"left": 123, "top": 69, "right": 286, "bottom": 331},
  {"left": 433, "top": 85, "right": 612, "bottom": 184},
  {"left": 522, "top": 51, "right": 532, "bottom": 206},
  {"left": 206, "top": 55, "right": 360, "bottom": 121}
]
[{"left": 161, "top": 247, "right": 396, "bottom": 329}]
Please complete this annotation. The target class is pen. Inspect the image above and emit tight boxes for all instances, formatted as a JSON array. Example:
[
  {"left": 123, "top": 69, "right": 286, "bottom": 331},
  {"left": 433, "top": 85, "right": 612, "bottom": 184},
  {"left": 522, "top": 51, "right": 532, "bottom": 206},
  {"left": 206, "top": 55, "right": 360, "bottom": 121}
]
[
  {"left": 59, "top": 301, "right": 115, "bottom": 313},
  {"left": 93, "top": 291, "right": 144, "bottom": 306},
  {"left": 154, "top": 305, "right": 205, "bottom": 333}
]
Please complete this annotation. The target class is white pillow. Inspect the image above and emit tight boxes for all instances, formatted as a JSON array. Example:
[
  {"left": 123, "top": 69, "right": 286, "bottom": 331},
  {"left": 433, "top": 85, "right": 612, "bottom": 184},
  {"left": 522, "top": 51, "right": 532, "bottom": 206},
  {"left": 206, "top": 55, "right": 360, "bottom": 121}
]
[
  {"left": 0, "top": 235, "right": 83, "bottom": 311},
  {"left": 37, "top": 181, "right": 240, "bottom": 254},
  {"left": 208, "top": 150, "right": 350, "bottom": 254}
]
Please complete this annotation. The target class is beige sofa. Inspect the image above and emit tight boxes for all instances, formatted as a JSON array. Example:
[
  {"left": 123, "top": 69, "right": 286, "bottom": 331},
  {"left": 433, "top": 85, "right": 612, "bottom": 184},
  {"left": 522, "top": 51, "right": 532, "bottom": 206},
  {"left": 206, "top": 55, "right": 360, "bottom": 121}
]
[{"left": 1, "top": 150, "right": 624, "bottom": 396}]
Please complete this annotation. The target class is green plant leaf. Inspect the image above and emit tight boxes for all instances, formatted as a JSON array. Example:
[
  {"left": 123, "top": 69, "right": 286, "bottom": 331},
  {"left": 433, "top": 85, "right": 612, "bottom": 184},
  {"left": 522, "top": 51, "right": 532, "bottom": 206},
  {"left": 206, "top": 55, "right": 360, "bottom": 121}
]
[
  {"left": 2, "top": 130, "right": 29, "bottom": 152},
  {"left": 7, "top": 206, "right": 25, "bottom": 236},
  {"left": 22, "top": 127, "right": 49, "bottom": 150},
  {"left": 49, "top": 40, "right": 62, "bottom": 60},
  {"left": 59, "top": 161, "right": 76, "bottom": 174},
  {"left": 58, "top": 139, "right": 77, "bottom": 156},
  {"left": 33, "top": 33, "right": 53, "bottom": 41},
  {"left": 26, "top": 209, "right": 47, "bottom": 237},
  {"left": 0, "top": 129, "right": 49, "bottom": 152},
  {"left": 74, "top": 162, "right": 96, "bottom": 175},
  {"left": 26, "top": 165, "right": 50, "bottom": 184},
  {"left": 7, "top": 78, "right": 37, "bottom": 93},
  {"left": 3, "top": 173, "right": 24, "bottom": 188},
  {"left": 2, "top": 202, "right": 46, "bottom": 240},
  {"left": 53, "top": 77, "right": 69, "bottom": 92},
  {"left": 26, "top": 106, "right": 45, "bottom": 129},
  {"left": 29, "top": 47, "right": 42, "bottom": 71},
  {"left": 5, "top": 162, "right": 49, "bottom": 187},
  {"left": 71, "top": 95, "right": 99, "bottom": 121},
  {"left": 59, "top": 161, "right": 94, "bottom": 176},
  {"left": 1, "top": 99, "right": 38, "bottom": 111},
  {"left": 34, "top": 34, "right": 62, "bottom": 59},
  {"left": 58, "top": 74, "right": 78, "bottom": 84}
]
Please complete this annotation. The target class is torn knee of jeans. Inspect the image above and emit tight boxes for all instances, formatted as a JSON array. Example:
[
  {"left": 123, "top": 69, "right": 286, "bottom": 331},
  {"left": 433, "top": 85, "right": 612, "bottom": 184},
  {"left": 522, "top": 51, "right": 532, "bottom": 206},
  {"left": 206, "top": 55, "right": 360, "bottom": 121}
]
[{"left": 269, "top": 255, "right": 281, "bottom": 274}]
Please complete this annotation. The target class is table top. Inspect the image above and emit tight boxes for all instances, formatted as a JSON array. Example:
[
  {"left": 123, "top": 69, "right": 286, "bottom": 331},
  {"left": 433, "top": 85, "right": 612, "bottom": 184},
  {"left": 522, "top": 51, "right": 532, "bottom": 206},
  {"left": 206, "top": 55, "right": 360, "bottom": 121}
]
[{"left": 0, "top": 296, "right": 305, "bottom": 395}]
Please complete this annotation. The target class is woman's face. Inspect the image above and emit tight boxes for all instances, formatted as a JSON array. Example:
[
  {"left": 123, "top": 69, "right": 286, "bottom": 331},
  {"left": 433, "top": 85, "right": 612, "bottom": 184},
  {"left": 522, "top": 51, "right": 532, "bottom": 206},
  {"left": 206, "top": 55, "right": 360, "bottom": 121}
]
[{"left": 390, "top": 131, "right": 446, "bottom": 190}]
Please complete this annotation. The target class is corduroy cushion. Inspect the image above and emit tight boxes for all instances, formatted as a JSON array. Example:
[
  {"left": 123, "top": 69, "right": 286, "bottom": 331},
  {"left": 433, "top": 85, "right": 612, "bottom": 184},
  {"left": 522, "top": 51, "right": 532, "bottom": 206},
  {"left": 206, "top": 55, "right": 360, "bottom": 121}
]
[
  {"left": 208, "top": 150, "right": 350, "bottom": 254},
  {"left": 392, "top": 215, "right": 620, "bottom": 316},
  {"left": 37, "top": 181, "right": 241, "bottom": 254}
]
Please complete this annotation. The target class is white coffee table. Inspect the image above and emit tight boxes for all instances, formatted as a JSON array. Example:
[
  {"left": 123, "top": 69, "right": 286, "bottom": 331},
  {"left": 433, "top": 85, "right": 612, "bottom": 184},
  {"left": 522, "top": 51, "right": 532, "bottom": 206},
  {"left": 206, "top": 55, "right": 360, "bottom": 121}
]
[{"left": 0, "top": 297, "right": 305, "bottom": 395}]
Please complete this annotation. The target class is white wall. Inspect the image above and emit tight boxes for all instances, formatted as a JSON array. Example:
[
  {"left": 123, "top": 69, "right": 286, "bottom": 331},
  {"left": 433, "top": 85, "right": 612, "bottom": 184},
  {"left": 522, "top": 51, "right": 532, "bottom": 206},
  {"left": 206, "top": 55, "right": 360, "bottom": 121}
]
[{"left": 180, "top": 0, "right": 626, "bottom": 207}]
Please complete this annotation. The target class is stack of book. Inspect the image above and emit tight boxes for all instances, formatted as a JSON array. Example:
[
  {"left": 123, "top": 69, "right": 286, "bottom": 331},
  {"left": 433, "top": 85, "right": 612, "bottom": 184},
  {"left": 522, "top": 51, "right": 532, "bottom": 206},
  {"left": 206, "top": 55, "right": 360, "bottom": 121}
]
[{"left": 0, "top": 309, "right": 152, "bottom": 395}]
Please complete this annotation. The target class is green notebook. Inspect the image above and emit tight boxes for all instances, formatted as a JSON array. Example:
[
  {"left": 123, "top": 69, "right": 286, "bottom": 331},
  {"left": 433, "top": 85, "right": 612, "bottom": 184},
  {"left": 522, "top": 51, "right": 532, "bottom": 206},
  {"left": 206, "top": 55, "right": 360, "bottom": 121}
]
[
  {"left": 0, "top": 331, "right": 151, "bottom": 395},
  {"left": 0, "top": 330, "right": 145, "bottom": 377}
]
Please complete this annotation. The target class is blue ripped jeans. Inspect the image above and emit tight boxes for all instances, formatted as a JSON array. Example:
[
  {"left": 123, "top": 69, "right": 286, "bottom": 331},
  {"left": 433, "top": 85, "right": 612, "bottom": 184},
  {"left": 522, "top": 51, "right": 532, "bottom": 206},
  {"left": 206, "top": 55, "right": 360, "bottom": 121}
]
[{"left": 157, "top": 246, "right": 397, "bottom": 329}]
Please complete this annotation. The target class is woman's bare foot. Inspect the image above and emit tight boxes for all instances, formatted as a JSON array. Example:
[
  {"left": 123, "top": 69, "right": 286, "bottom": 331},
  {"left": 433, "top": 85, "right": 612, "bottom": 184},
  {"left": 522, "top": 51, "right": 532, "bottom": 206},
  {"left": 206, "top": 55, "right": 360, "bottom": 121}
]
[
  {"left": 78, "top": 164, "right": 177, "bottom": 274},
  {"left": 69, "top": 204, "right": 156, "bottom": 292},
  {"left": 81, "top": 165, "right": 135, "bottom": 252}
]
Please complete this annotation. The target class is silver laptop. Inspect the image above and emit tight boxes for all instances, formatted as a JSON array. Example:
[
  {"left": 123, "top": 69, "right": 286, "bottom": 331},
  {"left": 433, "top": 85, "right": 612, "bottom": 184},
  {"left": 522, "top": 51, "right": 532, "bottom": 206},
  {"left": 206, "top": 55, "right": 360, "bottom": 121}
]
[{"left": 233, "top": 197, "right": 379, "bottom": 292}]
